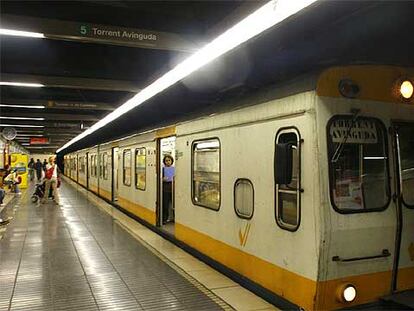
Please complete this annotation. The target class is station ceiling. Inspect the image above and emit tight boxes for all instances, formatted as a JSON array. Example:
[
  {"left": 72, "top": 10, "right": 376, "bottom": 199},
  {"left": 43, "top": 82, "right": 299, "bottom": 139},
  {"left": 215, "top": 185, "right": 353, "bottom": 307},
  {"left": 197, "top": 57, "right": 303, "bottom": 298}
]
[{"left": 1, "top": 1, "right": 413, "bottom": 155}]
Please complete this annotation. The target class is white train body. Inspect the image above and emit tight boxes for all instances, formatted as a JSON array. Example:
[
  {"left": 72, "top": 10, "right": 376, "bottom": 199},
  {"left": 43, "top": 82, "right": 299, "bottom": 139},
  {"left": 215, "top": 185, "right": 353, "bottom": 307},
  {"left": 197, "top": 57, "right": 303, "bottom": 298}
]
[{"left": 64, "top": 65, "right": 414, "bottom": 310}]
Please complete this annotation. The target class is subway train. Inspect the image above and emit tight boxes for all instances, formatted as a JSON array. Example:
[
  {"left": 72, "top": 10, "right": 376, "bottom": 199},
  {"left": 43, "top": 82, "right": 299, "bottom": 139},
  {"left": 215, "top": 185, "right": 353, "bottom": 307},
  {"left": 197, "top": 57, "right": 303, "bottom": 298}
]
[{"left": 64, "top": 65, "right": 414, "bottom": 310}]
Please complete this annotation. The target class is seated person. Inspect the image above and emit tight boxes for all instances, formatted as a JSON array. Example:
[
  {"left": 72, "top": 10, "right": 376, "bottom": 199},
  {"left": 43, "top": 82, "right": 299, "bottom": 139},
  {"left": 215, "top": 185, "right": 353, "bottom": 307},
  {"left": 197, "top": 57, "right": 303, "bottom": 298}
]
[
  {"left": 0, "top": 186, "right": 5, "bottom": 206},
  {"left": 3, "top": 169, "right": 21, "bottom": 194}
]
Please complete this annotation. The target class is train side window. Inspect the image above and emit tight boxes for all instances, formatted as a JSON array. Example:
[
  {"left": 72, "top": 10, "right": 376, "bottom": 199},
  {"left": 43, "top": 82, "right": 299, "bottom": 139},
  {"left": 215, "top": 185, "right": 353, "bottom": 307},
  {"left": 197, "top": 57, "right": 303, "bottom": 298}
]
[
  {"left": 93, "top": 155, "right": 96, "bottom": 177},
  {"left": 103, "top": 153, "right": 108, "bottom": 180},
  {"left": 99, "top": 154, "right": 103, "bottom": 178},
  {"left": 234, "top": 179, "right": 254, "bottom": 219},
  {"left": 123, "top": 149, "right": 131, "bottom": 186},
  {"left": 275, "top": 128, "right": 301, "bottom": 231},
  {"left": 192, "top": 138, "right": 221, "bottom": 210},
  {"left": 90, "top": 155, "right": 94, "bottom": 177},
  {"left": 327, "top": 116, "right": 390, "bottom": 213},
  {"left": 95, "top": 155, "right": 98, "bottom": 177},
  {"left": 135, "top": 148, "right": 146, "bottom": 190}
]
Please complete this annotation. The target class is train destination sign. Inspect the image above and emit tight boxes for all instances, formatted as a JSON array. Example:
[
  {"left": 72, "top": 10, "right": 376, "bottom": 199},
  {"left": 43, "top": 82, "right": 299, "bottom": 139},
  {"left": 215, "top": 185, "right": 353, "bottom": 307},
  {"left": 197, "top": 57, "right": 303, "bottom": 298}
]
[
  {"left": 2, "top": 14, "right": 198, "bottom": 52},
  {"left": 330, "top": 119, "right": 378, "bottom": 144}
]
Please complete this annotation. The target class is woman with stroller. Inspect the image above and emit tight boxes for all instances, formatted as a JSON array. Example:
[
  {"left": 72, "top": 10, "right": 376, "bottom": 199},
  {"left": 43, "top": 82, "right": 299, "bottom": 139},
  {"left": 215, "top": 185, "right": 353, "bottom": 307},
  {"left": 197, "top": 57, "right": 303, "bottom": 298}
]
[{"left": 41, "top": 157, "right": 60, "bottom": 205}]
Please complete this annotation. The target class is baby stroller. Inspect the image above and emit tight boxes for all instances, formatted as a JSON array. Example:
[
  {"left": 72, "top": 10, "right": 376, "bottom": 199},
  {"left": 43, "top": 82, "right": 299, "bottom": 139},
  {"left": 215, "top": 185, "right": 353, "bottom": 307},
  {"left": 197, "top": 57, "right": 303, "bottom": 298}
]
[{"left": 31, "top": 181, "right": 54, "bottom": 203}]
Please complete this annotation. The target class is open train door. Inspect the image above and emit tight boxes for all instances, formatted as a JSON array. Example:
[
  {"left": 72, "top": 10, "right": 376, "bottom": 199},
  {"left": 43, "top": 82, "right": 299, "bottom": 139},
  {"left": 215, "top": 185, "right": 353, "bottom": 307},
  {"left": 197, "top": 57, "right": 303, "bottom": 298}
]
[
  {"left": 390, "top": 122, "right": 414, "bottom": 297},
  {"left": 112, "top": 147, "right": 120, "bottom": 202},
  {"left": 157, "top": 136, "right": 176, "bottom": 230}
]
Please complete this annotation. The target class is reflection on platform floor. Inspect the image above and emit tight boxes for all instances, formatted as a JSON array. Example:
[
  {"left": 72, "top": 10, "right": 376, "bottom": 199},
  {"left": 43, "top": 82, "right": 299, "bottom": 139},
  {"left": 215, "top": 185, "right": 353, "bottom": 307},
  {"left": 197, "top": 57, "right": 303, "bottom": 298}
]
[{"left": 0, "top": 180, "right": 232, "bottom": 311}]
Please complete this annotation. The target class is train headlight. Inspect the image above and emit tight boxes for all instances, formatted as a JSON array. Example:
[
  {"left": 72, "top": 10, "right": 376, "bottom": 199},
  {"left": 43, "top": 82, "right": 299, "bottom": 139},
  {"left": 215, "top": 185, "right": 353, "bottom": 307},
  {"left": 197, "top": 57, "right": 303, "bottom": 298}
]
[
  {"left": 336, "top": 284, "right": 357, "bottom": 303},
  {"left": 400, "top": 80, "right": 413, "bottom": 99}
]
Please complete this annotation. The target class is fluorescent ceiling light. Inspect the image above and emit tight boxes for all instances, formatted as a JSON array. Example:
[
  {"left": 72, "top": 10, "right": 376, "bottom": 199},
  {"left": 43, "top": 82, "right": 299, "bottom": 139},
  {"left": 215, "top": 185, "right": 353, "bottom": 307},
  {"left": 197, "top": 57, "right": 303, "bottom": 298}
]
[
  {"left": 0, "top": 28, "right": 45, "bottom": 38},
  {"left": 0, "top": 82, "right": 44, "bottom": 88},
  {"left": 0, "top": 124, "right": 44, "bottom": 128},
  {"left": 57, "top": 0, "right": 318, "bottom": 153},
  {"left": 21, "top": 143, "right": 30, "bottom": 146},
  {"left": 0, "top": 104, "right": 45, "bottom": 109},
  {"left": 0, "top": 116, "right": 45, "bottom": 121},
  {"left": 16, "top": 134, "right": 44, "bottom": 137},
  {"left": 27, "top": 146, "right": 59, "bottom": 149}
]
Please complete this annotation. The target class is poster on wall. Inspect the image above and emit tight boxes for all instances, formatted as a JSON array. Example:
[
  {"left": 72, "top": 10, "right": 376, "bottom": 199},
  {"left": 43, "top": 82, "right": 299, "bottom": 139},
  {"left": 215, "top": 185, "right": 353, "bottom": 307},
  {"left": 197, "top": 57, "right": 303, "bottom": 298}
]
[{"left": 11, "top": 153, "right": 29, "bottom": 189}]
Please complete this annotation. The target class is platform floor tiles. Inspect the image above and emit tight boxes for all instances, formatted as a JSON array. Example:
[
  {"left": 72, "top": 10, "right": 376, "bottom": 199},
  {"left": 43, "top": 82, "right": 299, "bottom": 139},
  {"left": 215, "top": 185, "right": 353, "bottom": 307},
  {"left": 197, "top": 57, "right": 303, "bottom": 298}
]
[{"left": 0, "top": 180, "right": 278, "bottom": 311}]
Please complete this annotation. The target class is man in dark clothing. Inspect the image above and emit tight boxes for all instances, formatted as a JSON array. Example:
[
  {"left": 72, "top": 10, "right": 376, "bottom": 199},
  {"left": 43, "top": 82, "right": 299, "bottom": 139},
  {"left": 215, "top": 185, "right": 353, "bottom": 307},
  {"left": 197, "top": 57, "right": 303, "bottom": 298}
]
[
  {"left": 34, "top": 159, "right": 43, "bottom": 182},
  {"left": 42, "top": 159, "right": 47, "bottom": 172}
]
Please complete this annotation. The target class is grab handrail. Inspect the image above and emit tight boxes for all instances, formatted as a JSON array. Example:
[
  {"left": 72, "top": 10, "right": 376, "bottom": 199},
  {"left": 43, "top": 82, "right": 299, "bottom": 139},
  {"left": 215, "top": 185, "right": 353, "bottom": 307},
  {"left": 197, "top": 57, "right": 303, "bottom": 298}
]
[{"left": 332, "top": 249, "right": 391, "bottom": 262}]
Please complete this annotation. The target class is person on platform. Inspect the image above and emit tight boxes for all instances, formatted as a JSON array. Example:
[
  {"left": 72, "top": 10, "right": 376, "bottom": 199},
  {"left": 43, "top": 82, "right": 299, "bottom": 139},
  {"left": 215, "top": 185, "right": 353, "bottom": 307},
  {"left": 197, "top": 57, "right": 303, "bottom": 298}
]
[
  {"left": 41, "top": 157, "right": 60, "bottom": 205},
  {"left": 162, "top": 155, "right": 175, "bottom": 224},
  {"left": 28, "top": 158, "right": 35, "bottom": 181},
  {"left": 34, "top": 159, "right": 43, "bottom": 182}
]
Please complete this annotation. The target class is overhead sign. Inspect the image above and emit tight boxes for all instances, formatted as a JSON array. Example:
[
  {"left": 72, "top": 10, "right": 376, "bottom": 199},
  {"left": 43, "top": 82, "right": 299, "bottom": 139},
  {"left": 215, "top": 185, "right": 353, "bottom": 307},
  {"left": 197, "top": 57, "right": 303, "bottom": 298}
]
[
  {"left": 30, "top": 137, "right": 49, "bottom": 145},
  {"left": 330, "top": 119, "right": 378, "bottom": 144},
  {"left": 2, "top": 14, "right": 198, "bottom": 52}
]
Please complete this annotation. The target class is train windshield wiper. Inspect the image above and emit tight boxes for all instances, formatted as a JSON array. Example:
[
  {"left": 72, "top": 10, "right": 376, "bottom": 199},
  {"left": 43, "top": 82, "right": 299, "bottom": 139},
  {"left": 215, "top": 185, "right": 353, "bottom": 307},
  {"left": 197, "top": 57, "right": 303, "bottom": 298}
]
[{"left": 331, "top": 109, "right": 360, "bottom": 163}]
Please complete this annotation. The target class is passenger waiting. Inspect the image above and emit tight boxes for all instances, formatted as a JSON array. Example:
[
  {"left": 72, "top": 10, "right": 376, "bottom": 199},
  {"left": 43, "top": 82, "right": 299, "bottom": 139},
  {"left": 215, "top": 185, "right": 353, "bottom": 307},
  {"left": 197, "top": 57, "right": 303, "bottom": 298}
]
[{"left": 162, "top": 155, "right": 175, "bottom": 224}]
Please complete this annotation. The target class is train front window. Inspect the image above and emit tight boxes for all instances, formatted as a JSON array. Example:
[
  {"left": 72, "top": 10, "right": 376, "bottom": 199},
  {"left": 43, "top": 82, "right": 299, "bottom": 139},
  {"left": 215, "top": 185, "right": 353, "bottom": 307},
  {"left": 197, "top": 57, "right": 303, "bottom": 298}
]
[
  {"left": 397, "top": 123, "right": 414, "bottom": 207},
  {"left": 192, "top": 138, "right": 221, "bottom": 210},
  {"left": 328, "top": 116, "right": 390, "bottom": 212}
]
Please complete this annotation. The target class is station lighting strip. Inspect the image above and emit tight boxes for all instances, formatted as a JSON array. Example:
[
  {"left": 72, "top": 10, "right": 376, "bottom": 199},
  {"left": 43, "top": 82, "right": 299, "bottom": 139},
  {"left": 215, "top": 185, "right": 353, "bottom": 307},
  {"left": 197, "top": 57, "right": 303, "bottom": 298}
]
[
  {"left": 0, "top": 116, "right": 45, "bottom": 121},
  {"left": 0, "top": 81, "right": 44, "bottom": 87},
  {"left": 0, "top": 104, "right": 46, "bottom": 109},
  {"left": 1, "top": 0, "right": 319, "bottom": 153},
  {"left": 0, "top": 28, "right": 45, "bottom": 38},
  {"left": 0, "top": 124, "right": 44, "bottom": 128}
]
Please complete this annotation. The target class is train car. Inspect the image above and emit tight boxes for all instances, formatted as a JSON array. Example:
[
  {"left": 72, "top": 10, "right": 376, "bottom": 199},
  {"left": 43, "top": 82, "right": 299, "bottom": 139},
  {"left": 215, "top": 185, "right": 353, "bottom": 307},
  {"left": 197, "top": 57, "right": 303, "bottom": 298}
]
[
  {"left": 77, "top": 149, "right": 88, "bottom": 188},
  {"left": 86, "top": 146, "right": 99, "bottom": 194},
  {"left": 66, "top": 65, "right": 414, "bottom": 310}
]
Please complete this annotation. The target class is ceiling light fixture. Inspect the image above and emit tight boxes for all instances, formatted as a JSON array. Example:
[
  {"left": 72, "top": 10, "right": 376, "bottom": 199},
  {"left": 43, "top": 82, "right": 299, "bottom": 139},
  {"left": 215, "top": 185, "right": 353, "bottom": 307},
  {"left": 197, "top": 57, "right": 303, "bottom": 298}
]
[
  {"left": 57, "top": 0, "right": 318, "bottom": 153},
  {"left": 16, "top": 134, "right": 44, "bottom": 137},
  {"left": 0, "top": 82, "right": 44, "bottom": 88},
  {"left": 0, "top": 104, "right": 46, "bottom": 109},
  {"left": 0, "top": 28, "right": 45, "bottom": 38},
  {"left": 0, "top": 124, "right": 44, "bottom": 128},
  {"left": 0, "top": 116, "right": 45, "bottom": 121}
]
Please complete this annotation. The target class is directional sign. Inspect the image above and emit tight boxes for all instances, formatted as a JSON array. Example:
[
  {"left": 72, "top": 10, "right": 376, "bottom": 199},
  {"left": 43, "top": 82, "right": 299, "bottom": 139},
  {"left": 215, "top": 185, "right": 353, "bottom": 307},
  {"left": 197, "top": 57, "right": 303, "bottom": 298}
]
[{"left": 2, "top": 14, "right": 198, "bottom": 52}]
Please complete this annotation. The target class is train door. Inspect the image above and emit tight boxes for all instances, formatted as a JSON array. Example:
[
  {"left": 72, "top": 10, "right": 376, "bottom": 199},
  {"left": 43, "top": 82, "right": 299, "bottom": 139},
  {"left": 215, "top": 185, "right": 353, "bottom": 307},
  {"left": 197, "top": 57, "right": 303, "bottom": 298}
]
[
  {"left": 112, "top": 147, "right": 120, "bottom": 201},
  {"left": 158, "top": 136, "right": 176, "bottom": 228},
  {"left": 76, "top": 155, "right": 79, "bottom": 182},
  {"left": 86, "top": 153, "right": 89, "bottom": 189},
  {"left": 390, "top": 122, "right": 414, "bottom": 292}
]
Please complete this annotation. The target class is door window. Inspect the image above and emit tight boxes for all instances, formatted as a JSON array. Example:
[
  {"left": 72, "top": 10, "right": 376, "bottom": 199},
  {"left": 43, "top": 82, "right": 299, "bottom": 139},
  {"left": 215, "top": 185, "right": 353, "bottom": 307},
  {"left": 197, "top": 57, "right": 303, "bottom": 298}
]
[{"left": 396, "top": 123, "right": 414, "bottom": 207}]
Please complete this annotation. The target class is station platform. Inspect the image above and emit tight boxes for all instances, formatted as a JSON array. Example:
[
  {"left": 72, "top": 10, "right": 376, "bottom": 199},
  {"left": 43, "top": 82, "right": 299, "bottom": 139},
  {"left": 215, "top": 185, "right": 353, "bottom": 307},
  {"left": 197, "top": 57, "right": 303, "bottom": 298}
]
[{"left": 0, "top": 178, "right": 277, "bottom": 311}]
